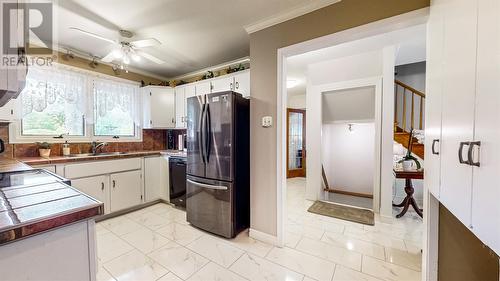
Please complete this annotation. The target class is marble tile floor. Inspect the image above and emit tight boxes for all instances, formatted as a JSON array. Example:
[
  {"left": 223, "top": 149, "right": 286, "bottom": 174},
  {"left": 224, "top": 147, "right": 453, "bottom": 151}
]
[{"left": 96, "top": 177, "right": 423, "bottom": 281}]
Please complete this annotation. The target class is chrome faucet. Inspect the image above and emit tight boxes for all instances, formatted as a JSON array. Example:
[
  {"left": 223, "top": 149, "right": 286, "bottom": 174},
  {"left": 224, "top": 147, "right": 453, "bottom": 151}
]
[{"left": 91, "top": 141, "right": 108, "bottom": 155}]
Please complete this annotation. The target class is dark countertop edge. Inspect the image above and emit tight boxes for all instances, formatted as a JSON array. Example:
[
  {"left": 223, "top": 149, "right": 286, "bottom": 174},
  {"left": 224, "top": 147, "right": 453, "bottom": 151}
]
[
  {"left": 0, "top": 203, "right": 103, "bottom": 246},
  {"left": 18, "top": 150, "right": 187, "bottom": 165}
]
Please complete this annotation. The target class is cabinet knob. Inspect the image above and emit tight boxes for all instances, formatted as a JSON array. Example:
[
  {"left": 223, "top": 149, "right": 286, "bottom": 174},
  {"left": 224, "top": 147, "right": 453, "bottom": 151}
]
[
  {"left": 236, "top": 82, "right": 239, "bottom": 89},
  {"left": 230, "top": 82, "right": 233, "bottom": 90},
  {"left": 112, "top": 180, "right": 116, "bottom": 188},
  {"left": 101, "top": 182, "right": 105, "bottom": 191}
]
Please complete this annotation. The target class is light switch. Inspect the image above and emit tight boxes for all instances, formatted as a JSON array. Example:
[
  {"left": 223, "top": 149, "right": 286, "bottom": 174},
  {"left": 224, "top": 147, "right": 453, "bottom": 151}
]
[{"left": 262, "top": 116, "right": 273, "bottom": 128}]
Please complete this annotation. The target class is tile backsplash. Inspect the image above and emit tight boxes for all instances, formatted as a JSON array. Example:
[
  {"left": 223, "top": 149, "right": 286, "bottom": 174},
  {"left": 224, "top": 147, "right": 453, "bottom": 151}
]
[{"left": 0, "top": 125, "right": 167, "bottom": 158}]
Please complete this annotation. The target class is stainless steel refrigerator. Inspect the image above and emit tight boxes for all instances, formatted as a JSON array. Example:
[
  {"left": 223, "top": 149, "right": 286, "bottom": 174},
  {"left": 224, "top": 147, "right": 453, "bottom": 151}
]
[{"left": 186, "top": 91, "right": 250, "bottom": 238}]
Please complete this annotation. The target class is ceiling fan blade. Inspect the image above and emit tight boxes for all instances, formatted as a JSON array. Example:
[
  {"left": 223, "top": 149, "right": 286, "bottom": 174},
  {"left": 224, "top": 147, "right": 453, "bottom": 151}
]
[
  {"left": 137, "top": 51, "right": 165, "bottom": 64},
  {"left": 130, "top": 38, "right": 161, "bottom": 48},
  {"left": 101, "top": 50, "right": 116, "bottom": 63},
  {"left": 70, "top": 27, "right": 117, "bottom": 45}
]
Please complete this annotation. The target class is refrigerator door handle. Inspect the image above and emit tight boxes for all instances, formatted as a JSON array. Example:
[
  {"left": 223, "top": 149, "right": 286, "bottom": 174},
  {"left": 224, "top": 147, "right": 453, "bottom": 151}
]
[
  {"left": 187, "top": 179, "right": 228, "bottom": 190},
  {"left": 199, "top": 103, "right": 207, "bottom": 164},
  {"left": 205, "top": 104, "right": 212, "bottom": 163}
]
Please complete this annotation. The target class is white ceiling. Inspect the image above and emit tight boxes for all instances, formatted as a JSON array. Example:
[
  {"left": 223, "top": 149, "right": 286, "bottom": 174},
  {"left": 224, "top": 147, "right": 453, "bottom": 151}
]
[
  {"left": 286, "top": 24, "right": 426, "bottom": 97},
  {"left": 51, "top": 0, "right": 334, "bottom": 79}
]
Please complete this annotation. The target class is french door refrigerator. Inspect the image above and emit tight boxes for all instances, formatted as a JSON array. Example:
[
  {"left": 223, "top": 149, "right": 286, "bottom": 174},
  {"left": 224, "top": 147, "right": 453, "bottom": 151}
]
[{"left": 186, "top": 91, "right": 250, "bottom": 238}]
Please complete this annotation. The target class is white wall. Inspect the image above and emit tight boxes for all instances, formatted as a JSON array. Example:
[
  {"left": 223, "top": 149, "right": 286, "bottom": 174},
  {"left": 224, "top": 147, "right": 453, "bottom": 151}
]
[
  {"left": 287, "top": 94, "right": 306, "bottom": 109},
  {"left": 322, "top": 123, "right": 375, "bottom": 195}
]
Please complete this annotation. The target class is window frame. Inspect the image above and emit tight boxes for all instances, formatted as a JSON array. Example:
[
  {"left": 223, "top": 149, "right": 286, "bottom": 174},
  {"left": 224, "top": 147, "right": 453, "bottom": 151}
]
[{"left": 9, "top": 63, "right": 143, "bottom": 144}]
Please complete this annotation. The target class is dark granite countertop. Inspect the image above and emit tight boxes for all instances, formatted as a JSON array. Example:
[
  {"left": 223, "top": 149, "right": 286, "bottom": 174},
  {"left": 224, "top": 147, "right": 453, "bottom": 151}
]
[
  {"left": 17, "top": 150, "right": 187, "bottom": 165},
  {"left": 0, "top": 158, "right": 103, "bottom": 245}
]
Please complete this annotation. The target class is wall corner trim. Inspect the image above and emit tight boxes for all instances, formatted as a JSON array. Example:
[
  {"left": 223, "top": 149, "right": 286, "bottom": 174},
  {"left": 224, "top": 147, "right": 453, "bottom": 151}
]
[
  {"left": 244, "top": 0, "right": 342, "bottom": 34},
  {"left": 249, "top": 228, "right": 280, "bottom": 246}
]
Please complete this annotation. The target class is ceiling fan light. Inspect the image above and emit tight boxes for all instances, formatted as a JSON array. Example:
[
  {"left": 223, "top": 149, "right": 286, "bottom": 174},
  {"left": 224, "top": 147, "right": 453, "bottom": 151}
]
[
  {"left": 131, "top": 53, "right": 141, "bottom": 62},
  {"left": 112, "top": 49, "right": 123, "bottom": 59},
  {"left": 123, "top": 55, "right": 131, "bottom": 65}
]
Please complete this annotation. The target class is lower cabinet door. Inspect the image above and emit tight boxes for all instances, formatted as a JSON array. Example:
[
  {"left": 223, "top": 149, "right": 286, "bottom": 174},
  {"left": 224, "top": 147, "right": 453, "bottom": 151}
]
[
  {"left": 71, "top": 175, "right": 110, "bottom": 214},
  {"left": 144, "top": 156, "right": 163, "bottom": 202},
  {"left": 110, "top": 170, "right": 143, "bottom": 212}
]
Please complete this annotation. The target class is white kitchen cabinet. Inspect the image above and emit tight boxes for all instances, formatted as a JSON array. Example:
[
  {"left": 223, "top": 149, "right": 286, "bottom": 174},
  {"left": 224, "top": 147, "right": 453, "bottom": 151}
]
[
  {"left": 71, "top": 175, "right": 110, "bottom": 214},
  {"left": 210, "top": 76, "right": 234, "bottom": 93},
  {"left": 470, "top": 0, "right": 500, "bottom": 254},
  {"left": 437, "top": 0, "right": 477, "bottom": 227},
  {"left": 196, "top": 81, "right": 211, "bottom": 96},
  {"left": 427, "top": 0, "right": 500, "bottom": 254},
  {"left": 424, "top": 0, "right": 445, "bottom": 198},
  {"left": 144, "top": 156, "right": 169, "bottom": 201},
  {"left": 175, "top": 87, "right": 186, "bottom": 128},
  {"left": 143, "top": 86, "right": 175, "bottom": 129},
  {"left": 0, "top": 97, "right": 18, "bottom": 121},
  {"left": 233, "top": 70, "right": 250, "bottom": 97},
  {"left": 110, "top": 170, "right": 143, "bottom": 212}
]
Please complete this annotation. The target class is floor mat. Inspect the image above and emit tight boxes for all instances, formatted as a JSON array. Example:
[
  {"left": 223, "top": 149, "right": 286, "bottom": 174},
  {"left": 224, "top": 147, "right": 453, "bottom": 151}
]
[{"left": 308, "top": 201, "right": 375, "bottom": 226}]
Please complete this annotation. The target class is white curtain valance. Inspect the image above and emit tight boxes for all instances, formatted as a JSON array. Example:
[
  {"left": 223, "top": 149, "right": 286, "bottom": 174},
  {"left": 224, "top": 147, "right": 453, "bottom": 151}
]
[
  {"left": 21, "top": 66, "right": 87, "bottom": 117},
  {"left": 93, "top": 78, "right": 141, "bottom": 125}
]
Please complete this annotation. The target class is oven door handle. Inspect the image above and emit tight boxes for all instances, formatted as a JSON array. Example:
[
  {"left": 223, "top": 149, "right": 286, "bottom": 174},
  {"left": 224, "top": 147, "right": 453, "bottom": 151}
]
[{"left": 187, "top": 179, "right": 228, "bottom": 190}]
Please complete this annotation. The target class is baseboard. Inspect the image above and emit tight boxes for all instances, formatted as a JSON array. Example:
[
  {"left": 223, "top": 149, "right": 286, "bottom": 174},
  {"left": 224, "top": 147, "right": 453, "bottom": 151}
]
[{"left": 249, "top": 228, "right": 279, "bottom": 246}]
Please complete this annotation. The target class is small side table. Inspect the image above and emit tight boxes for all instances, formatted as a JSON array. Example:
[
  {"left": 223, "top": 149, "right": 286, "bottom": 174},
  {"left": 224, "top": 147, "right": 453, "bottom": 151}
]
[{"left": 393, "top": 169, "right": 424, "bottom": 218}]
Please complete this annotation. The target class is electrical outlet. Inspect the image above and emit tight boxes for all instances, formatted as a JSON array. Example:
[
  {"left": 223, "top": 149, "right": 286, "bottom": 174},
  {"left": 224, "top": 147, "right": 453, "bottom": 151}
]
[{"left": 262, "top": 116, "right": 273, "bottom": 128}]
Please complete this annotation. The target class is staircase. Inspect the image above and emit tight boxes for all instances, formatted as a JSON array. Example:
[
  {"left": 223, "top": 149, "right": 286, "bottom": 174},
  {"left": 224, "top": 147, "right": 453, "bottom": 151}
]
[{"left": 394, "top": 80, "right": 425, "bottom": 159}]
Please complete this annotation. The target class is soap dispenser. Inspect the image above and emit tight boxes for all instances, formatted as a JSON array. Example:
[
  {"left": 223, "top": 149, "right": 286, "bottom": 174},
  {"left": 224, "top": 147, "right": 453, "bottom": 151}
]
[{"left": 62, "top": 141, "right": 70, "bottom": 156}]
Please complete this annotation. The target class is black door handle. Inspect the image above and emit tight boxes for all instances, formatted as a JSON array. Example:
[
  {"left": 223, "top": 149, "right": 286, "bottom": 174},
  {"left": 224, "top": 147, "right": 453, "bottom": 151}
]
[
  {"left": 468, "top": 141, "right": 481, "bottom": 167},
  {"left": 431, "top": 139, "right": 440, "bottom": 155},
  {"left": 458, "top": 142, "right": 471, "bottom": 165}
]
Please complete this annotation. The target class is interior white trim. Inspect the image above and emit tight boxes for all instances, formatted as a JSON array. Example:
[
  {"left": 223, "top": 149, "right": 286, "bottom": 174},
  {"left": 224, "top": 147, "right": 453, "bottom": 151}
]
[
  {"left": 248, "top": 228, "right": 280, "bottom": 246},
  {"left": 275, "top": 8, "right": 429, "bottom": 281},
  {"left": 244, "top": 0, "right": 342, "bottom": 34},
  {"left": 311, "top": 76, "right": 383, "bottom": 213}
]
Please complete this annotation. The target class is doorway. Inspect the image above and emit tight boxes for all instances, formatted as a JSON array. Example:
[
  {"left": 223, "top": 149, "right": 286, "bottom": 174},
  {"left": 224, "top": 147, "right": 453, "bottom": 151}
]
[
  {"left": 320, "top": 85, "right": 378, "bottom": 210},
  {"left": 287, "top": 108, "right": 306, "bottom": 178}
]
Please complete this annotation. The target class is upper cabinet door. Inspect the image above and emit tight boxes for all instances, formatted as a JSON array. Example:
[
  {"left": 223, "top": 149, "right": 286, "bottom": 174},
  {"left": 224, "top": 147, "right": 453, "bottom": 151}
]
[
  {"left": 233, "top": 71, "right": 250, "bottom": 97},
  {"left": 424, "top": 0, "right": 446, "bottom": 198},
  {"left": 175, "top": 87, "right": 186, "bottom": 128},
  {"left": 210, "top": 76, "right": 234, "bottom": 93},
  {"left": 439, "top": 0, "right": 478, "bottom": 227},
  {"left": 150, "top": 87, "right": 176, "bottom": 128},
  {"left": 471, "top": 0, "right": 500, "bottom": 254},
  {"left": 196, "top": 81, "right": 211, "bottom": 96}
]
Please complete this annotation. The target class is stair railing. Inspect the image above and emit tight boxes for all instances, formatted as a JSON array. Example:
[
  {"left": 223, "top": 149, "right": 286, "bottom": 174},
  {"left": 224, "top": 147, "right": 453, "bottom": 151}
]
[{"left": 394, "top": 80, "right": 426, "bottom": 132}]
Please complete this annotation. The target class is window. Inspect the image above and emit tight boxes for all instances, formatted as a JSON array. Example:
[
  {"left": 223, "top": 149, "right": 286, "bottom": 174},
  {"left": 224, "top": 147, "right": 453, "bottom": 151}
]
[
  {"left": 93, "top": 79, "right": 139, "bottom": 137},
  {"left": 12, "top": 64, "right": 142, "bottom": 143},
  {"left": 20, "top": 67, "right": 87, "bottom": 136}
]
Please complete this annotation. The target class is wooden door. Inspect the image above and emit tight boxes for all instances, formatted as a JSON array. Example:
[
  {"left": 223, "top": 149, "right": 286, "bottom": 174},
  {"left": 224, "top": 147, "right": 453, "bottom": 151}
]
[{"left": 287, "top": 109, "right": 306, "bottom": 178}]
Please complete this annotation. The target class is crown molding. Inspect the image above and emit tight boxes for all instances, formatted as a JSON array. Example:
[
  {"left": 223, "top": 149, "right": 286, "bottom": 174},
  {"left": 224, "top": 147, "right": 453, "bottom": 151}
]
[
  {"left": 170, "top": 56, "right": 250, "bottom": 81},
  {"left": 244, "top": 0, "right": 342, "bottom": 34}
]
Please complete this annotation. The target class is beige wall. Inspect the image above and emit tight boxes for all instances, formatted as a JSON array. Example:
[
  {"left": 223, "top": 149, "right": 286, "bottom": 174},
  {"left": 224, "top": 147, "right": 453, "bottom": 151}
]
[{"left": 249, "top": 0, "right": 430, "bottom": 236}]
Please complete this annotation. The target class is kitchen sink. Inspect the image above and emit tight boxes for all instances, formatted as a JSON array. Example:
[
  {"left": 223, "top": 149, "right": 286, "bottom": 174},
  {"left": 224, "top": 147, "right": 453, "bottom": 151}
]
[{"left": 66, "top": 152, "right": 128, "bottom": 157}]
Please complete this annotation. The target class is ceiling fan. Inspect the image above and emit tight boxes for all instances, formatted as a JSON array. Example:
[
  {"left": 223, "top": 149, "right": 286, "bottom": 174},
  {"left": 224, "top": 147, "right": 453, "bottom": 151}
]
[{"left": 70, "top": 27, "right": 165, "bottom": 66}]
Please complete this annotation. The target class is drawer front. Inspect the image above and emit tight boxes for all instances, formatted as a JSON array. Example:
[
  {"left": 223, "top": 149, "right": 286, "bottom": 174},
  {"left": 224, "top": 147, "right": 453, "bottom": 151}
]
[{"left": 64, "top": 158, "right": 142, "bottom": 179}]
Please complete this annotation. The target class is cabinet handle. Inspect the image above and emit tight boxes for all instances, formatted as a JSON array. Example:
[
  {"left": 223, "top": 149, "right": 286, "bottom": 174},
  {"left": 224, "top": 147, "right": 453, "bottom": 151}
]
[
  {"left": 181, "top": 116, "right": 184, "bottom": 122},
  {"left": 112, "top": 180, "right": 116, "bottom": 188},
  {"left": 431, "top": 139, "right": 440, "bottom": 155},
  {"left": 101, "top": 182, "right": 104, "bottom": 191},
  {"left": 458, "top": 142, "right": 471, "bottom": 165},
  {"left": 230, "top": 82, "right": 233, "bottom": 90},
  {"left": 150, "top": 120, "right": 153, "bottom": 125},
  {"left": 467, "top": 141, "right": 481, "bottom": 167},
  {"left": 236, "top": 82, "right": 239, "bottom": 89},
  {"left": 172, "top": 118, "right": 175, "bottom": 124}
]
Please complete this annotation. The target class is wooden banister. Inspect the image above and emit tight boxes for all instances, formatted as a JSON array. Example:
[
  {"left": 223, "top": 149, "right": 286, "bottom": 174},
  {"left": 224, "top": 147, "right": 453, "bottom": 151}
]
[{"left": 394, "top": 80, "right": 426, "bottom": 132}]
